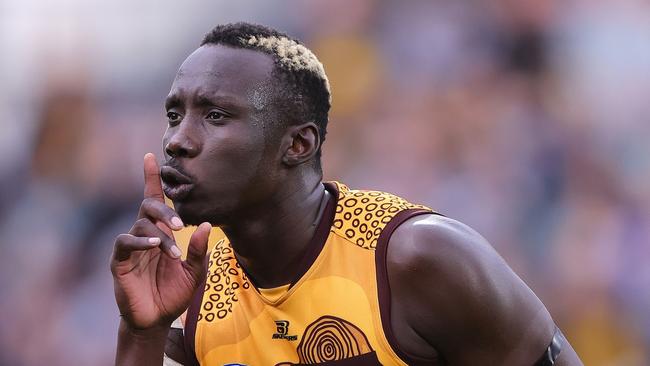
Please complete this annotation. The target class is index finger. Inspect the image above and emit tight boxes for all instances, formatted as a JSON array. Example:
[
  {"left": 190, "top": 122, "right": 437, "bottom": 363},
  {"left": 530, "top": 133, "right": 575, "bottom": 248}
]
[{"left": 143, "top": 153, "right": 165, "bottom": 202}]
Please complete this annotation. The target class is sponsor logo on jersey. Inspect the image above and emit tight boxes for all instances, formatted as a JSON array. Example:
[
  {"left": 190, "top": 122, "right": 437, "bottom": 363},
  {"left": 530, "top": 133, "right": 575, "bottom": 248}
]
[{"left": 272, "top": 320, "right": 298, "bottom": 341}]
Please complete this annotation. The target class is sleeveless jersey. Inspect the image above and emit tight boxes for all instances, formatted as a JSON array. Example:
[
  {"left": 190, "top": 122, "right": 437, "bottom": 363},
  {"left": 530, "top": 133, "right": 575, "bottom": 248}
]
[{"left": 183, "top": 182, "right": 436, "bottom": 365}]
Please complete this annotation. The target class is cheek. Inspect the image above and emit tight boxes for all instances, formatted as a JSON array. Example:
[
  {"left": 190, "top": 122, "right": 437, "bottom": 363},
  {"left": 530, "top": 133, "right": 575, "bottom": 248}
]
[{"left": 202, "top": 126, "right": 267, "bottom": 173}]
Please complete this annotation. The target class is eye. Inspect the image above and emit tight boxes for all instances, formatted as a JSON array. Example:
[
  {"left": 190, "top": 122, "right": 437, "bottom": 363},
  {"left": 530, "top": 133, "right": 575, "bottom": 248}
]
[
  {"left": 206, "top": 110, "right": 226, "bottom": 122},
  {"left": 166, "top": 111, "right": 182, "bottom": 125}
]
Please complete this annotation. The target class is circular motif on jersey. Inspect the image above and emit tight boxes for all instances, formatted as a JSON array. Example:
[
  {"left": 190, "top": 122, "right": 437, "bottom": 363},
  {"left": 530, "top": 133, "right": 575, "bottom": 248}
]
[
  {"left": 296, "top": 316, "right": 373, "bottom": 364},
  {"left": 333, "top": 219, "right": 343, "bottom": 229},
  {"left": 343, "top": 212, "right": 352, "bottom": 220},
  {"left": 367, "top": 192, "right": 380, "bottom": 197},
  {"left": 366, "top": 231, "right": 373, "bottom": 240},
  {"left": 365, "top": 213, "right": 373, "bottom": 221},
  {"left": 352, "top": 219, "right": 360, "bottom": 227},
  {"left": 380, "top": 203, "right": 392, "bottom": 210},
  {"left": 345, "top": 229, "right": 355, "bottom": 239},
  {"left": 203, "top": 301, "right": 213, "bottom": 311},
  {"left": 217, "top": 310, "right": 228, "bottom": 319},
  {"left": 214, "top": 283, "right": 224, "bottom": 292},
  {"left": 335, "top": 205, "right": 343, "bottom": 213},
  {"left": 371, "top": 220, "right": 379, "bottom": 228},
  {"left": 243, "top": 282, "right": 250, "bottom": 289},
  {"left": 361, "top": 198, "right": 369, "bottom": 203},
  {"left": 353, "top": 192, "right": 364, "bottom": 197},
  {"left": 366, "top": 203, "right": 377, "bottom": 211},
  {"left": 356, "top": 238, "right": 365, "bottom": 246},
  {"left": 205, "top": 313, "right": 215, "bottom": 322},
  {"left": 209, "top": 293, "right": 221, "bottom": 302},
  {"left": 359, "top": 223, "right": 367, "bottom": 233},
  {"left": 381, "top": 215, "right": 392, "bottom": 223},
  {"left": 228, "top": 268, "right": 239, "bottom": 276},
  {"left": 388, "top": 207, "right": 399, "bottom": 213},
  {"left": 353, "top": 207, "right": 362, "bottom": 215},
  {"left": 376, "top": 196, "right": 385, "bottom": 202},
  {"left": 217, "top": 302, "right": 224, "bottom": 309},
  {"left": 343, "top": 198, "right": 357, "bottom": 207},
  {"left": 376, "top": 210, "right": 385, "bottom": 217}
]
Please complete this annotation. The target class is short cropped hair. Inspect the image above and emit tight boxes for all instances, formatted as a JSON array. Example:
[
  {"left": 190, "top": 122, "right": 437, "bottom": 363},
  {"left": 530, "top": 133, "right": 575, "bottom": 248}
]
[{"left": 201, "top": 22, "right": 331, "bottom": 169}]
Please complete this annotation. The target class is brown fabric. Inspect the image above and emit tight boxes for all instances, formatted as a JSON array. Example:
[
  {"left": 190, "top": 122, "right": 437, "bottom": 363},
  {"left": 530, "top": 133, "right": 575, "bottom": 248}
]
[{"left": 375, "top": 208, "right": 443, "bottom": 366}]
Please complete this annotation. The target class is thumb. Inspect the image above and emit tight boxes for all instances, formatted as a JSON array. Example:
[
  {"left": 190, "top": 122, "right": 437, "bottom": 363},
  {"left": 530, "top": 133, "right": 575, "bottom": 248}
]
[{"left": 184, "top": 222, "right": 211, "bottom": 279}]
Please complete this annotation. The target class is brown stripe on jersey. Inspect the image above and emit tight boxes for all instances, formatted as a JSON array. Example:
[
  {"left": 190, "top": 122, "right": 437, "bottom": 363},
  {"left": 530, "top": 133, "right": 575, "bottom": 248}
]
[
  {"left": 375, "top": 208, "right": 443, "bottom": 366},
  {"left": 184, "top": 255, "right": 208, "bottom": 366}
]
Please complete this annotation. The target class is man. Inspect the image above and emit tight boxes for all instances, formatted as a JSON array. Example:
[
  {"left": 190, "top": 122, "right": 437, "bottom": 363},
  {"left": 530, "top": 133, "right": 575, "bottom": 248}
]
[{"left": 111, "top": 23, "right": 583, "bottom": 365}]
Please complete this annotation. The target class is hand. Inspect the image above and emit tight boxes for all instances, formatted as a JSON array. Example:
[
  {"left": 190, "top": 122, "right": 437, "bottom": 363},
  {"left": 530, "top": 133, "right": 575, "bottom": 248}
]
[{"left": 110, "top": 153, "right": 210, "bottom": 331}]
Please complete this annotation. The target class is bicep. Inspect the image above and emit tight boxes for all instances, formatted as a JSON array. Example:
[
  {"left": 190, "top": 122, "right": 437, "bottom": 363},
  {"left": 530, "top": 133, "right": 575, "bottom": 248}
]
[{"left": 388, "top": 215, "right": 581, "bottom": 365}]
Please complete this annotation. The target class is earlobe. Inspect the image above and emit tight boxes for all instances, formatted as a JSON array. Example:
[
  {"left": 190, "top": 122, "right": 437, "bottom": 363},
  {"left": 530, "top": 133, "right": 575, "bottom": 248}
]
[{"left": 282, "top": 122, "right": 320, "bottom": 167}]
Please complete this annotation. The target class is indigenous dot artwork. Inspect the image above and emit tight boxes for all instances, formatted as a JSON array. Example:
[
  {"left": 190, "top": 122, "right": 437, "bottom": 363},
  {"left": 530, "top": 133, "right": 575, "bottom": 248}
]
[
  {"left": 199, "top": 239, "right": 251, "bottom": 322},
  {"left": 330, "top": 182, "right": 431, "bottom": 250}
]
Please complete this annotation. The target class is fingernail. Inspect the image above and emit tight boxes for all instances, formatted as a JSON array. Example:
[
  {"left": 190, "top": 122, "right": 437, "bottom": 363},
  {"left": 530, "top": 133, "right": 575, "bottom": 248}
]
[
  {"left": 148, "top": 237, "right": 161, "bottom": 245},
  {"left": 171, "top": 217, "right": 184, "bottom": 229},
  {"left": 171, "top": 245, "right": 182, "bottom": 258}
]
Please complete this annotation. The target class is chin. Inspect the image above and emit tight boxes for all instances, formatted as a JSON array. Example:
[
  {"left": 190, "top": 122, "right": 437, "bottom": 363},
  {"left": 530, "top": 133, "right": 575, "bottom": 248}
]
[{"left": 174, "top": 201, "right": 229, "bottom": 227}]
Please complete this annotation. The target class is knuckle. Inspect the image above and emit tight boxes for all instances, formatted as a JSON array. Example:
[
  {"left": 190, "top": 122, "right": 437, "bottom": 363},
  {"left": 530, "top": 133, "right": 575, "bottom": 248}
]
[
  {"left": 115, "top": 233, "right": 130, "bottom": 245},
  {"left": 130, "top": 218, "right": 152, "bottom": 233},
  {"left": 139, "top": 198, "right": 155, "bottom": 213},
  {"left": 134, "top": 218, "right": 151, "bottom": 228}
]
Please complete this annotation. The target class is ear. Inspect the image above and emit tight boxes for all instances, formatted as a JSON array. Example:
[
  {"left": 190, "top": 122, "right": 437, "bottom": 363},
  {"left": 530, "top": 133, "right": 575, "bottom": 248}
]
[{"left": 281, "top": 122, "right": 320, "bottom": 167}]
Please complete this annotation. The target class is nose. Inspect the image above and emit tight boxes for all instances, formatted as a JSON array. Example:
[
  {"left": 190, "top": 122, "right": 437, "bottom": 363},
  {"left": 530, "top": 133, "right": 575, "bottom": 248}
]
[{"left": 165, "top": 124, "right": 200, "bottom": 159}]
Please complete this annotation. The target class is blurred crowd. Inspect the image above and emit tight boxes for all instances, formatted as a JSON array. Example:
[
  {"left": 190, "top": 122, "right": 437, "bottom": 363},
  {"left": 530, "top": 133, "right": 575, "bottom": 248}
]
[{"left": 1, "top": 0, "right": 648, "bottom": 365}]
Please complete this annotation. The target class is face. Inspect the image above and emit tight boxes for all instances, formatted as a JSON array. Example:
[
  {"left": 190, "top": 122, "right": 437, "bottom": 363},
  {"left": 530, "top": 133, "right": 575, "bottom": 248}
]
[{"left": 161, "top": 44, "right": 284, "bottom": 225}]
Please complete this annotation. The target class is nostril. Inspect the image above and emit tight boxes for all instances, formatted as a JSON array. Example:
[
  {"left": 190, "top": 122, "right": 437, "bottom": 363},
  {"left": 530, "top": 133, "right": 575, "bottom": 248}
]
[{"left": 165, "top": 140, "right": 187, "bottom": 158}]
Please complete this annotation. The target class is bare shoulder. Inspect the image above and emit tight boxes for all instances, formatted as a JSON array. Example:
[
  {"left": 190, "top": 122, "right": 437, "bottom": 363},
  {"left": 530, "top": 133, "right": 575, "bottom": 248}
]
[{"left": 386, "top": 214, "right": 581, "bottom": 365}]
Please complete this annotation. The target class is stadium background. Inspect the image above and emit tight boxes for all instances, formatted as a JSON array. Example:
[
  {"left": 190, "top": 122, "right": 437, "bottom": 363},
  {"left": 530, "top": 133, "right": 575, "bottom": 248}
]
[{"left": 1, "top": 0, "right": 649, "bottom": 365}]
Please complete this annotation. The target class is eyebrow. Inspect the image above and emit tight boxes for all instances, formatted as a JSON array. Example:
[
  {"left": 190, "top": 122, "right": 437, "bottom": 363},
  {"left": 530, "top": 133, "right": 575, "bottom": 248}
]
[
  {"left": 165, "top": 94, "right": 182, "bottom": 110},
  {"left": 165, "top": 93, "right": 245, "bottom": 111}
]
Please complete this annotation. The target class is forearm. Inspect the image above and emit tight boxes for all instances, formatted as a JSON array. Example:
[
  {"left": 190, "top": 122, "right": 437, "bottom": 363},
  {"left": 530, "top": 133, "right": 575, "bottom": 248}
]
[{"left": 115, "top": 320, "right": 169, "bottom": 366}]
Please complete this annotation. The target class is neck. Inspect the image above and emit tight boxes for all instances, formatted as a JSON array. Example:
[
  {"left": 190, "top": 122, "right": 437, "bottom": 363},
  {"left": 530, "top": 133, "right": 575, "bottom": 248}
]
[{"left": 221, "top": 175, "right": 328, "bottom": 288}]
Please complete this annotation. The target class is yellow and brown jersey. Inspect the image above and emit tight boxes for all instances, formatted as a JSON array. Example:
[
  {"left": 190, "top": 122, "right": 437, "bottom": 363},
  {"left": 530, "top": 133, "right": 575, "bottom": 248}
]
[{"left": 181, "top": 182, "right": 438, "bottom": 365}]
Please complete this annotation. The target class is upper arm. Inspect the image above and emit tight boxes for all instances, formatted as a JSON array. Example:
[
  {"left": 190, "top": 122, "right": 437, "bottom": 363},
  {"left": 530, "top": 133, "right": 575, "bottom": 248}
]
[{"left": 387, "top": 214, "right": 582, "bottom": 365}]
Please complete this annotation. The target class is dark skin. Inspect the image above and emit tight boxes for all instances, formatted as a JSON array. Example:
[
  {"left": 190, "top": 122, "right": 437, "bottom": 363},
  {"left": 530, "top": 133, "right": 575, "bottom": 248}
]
[{"left": 111, "top": 44, "right": 583, "bottom": 365}]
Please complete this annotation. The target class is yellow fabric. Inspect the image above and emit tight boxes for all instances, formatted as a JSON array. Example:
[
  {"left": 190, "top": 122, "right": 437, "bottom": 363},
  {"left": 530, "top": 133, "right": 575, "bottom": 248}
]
[{"left": 193, "top": 182, "right": 431, "bottom": 365}]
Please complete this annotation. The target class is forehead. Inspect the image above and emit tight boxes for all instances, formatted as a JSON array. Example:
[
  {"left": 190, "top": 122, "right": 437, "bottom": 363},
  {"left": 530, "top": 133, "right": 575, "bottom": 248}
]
[{"left": 169, "top": 44, "right": 275, "bottom": 103}]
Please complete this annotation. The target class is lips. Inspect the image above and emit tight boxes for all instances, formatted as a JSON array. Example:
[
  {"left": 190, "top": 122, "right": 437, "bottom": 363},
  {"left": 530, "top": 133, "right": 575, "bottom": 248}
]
[{"left": 161, "top": 165, "right": 194, "bottom": 201}]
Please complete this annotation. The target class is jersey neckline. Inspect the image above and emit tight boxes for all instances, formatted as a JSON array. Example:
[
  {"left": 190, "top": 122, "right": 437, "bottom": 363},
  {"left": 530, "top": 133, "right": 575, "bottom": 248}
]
[{"left": 250, "top": 181, "right": 339, "bottom": 305}]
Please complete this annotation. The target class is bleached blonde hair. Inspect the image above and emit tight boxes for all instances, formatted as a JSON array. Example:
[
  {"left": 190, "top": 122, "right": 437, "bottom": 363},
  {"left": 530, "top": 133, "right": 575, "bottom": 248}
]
[{"left": 242, "top": 35, "right": 331, "bottom": 98}]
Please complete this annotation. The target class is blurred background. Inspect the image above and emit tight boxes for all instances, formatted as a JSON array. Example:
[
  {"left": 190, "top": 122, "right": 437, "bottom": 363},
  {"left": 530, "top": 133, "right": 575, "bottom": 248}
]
[{"left": 1, "top": 0, "right": 649, "bottom": 364}]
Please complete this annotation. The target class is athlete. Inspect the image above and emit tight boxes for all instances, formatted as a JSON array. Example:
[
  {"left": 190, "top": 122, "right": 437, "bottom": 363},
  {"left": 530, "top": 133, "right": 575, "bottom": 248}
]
[{"left": 110, "top": 23, "right": 583, "bottom": 365}]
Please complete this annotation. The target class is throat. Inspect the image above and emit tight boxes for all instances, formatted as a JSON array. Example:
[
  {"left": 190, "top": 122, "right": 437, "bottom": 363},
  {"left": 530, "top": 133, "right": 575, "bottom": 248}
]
[{"left": 225, "top": 184, "right": 334, "bottom": 289}]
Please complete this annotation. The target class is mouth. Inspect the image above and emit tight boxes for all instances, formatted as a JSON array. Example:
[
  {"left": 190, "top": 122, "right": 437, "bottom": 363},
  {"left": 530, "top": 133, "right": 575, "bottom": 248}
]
[{"left": 160, "top": 165, "right": 194, "bottom": 201}]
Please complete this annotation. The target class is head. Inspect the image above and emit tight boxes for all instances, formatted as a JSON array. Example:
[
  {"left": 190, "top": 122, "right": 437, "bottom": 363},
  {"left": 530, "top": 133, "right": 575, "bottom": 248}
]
[{"left": 161, "top": 23, "right": 331, "bottom": 225}]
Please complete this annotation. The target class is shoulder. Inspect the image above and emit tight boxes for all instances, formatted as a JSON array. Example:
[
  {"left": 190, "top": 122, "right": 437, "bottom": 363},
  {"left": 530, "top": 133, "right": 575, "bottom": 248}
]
[{"left": 386, "top": 214, "right": 557, "bottom": 365}]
